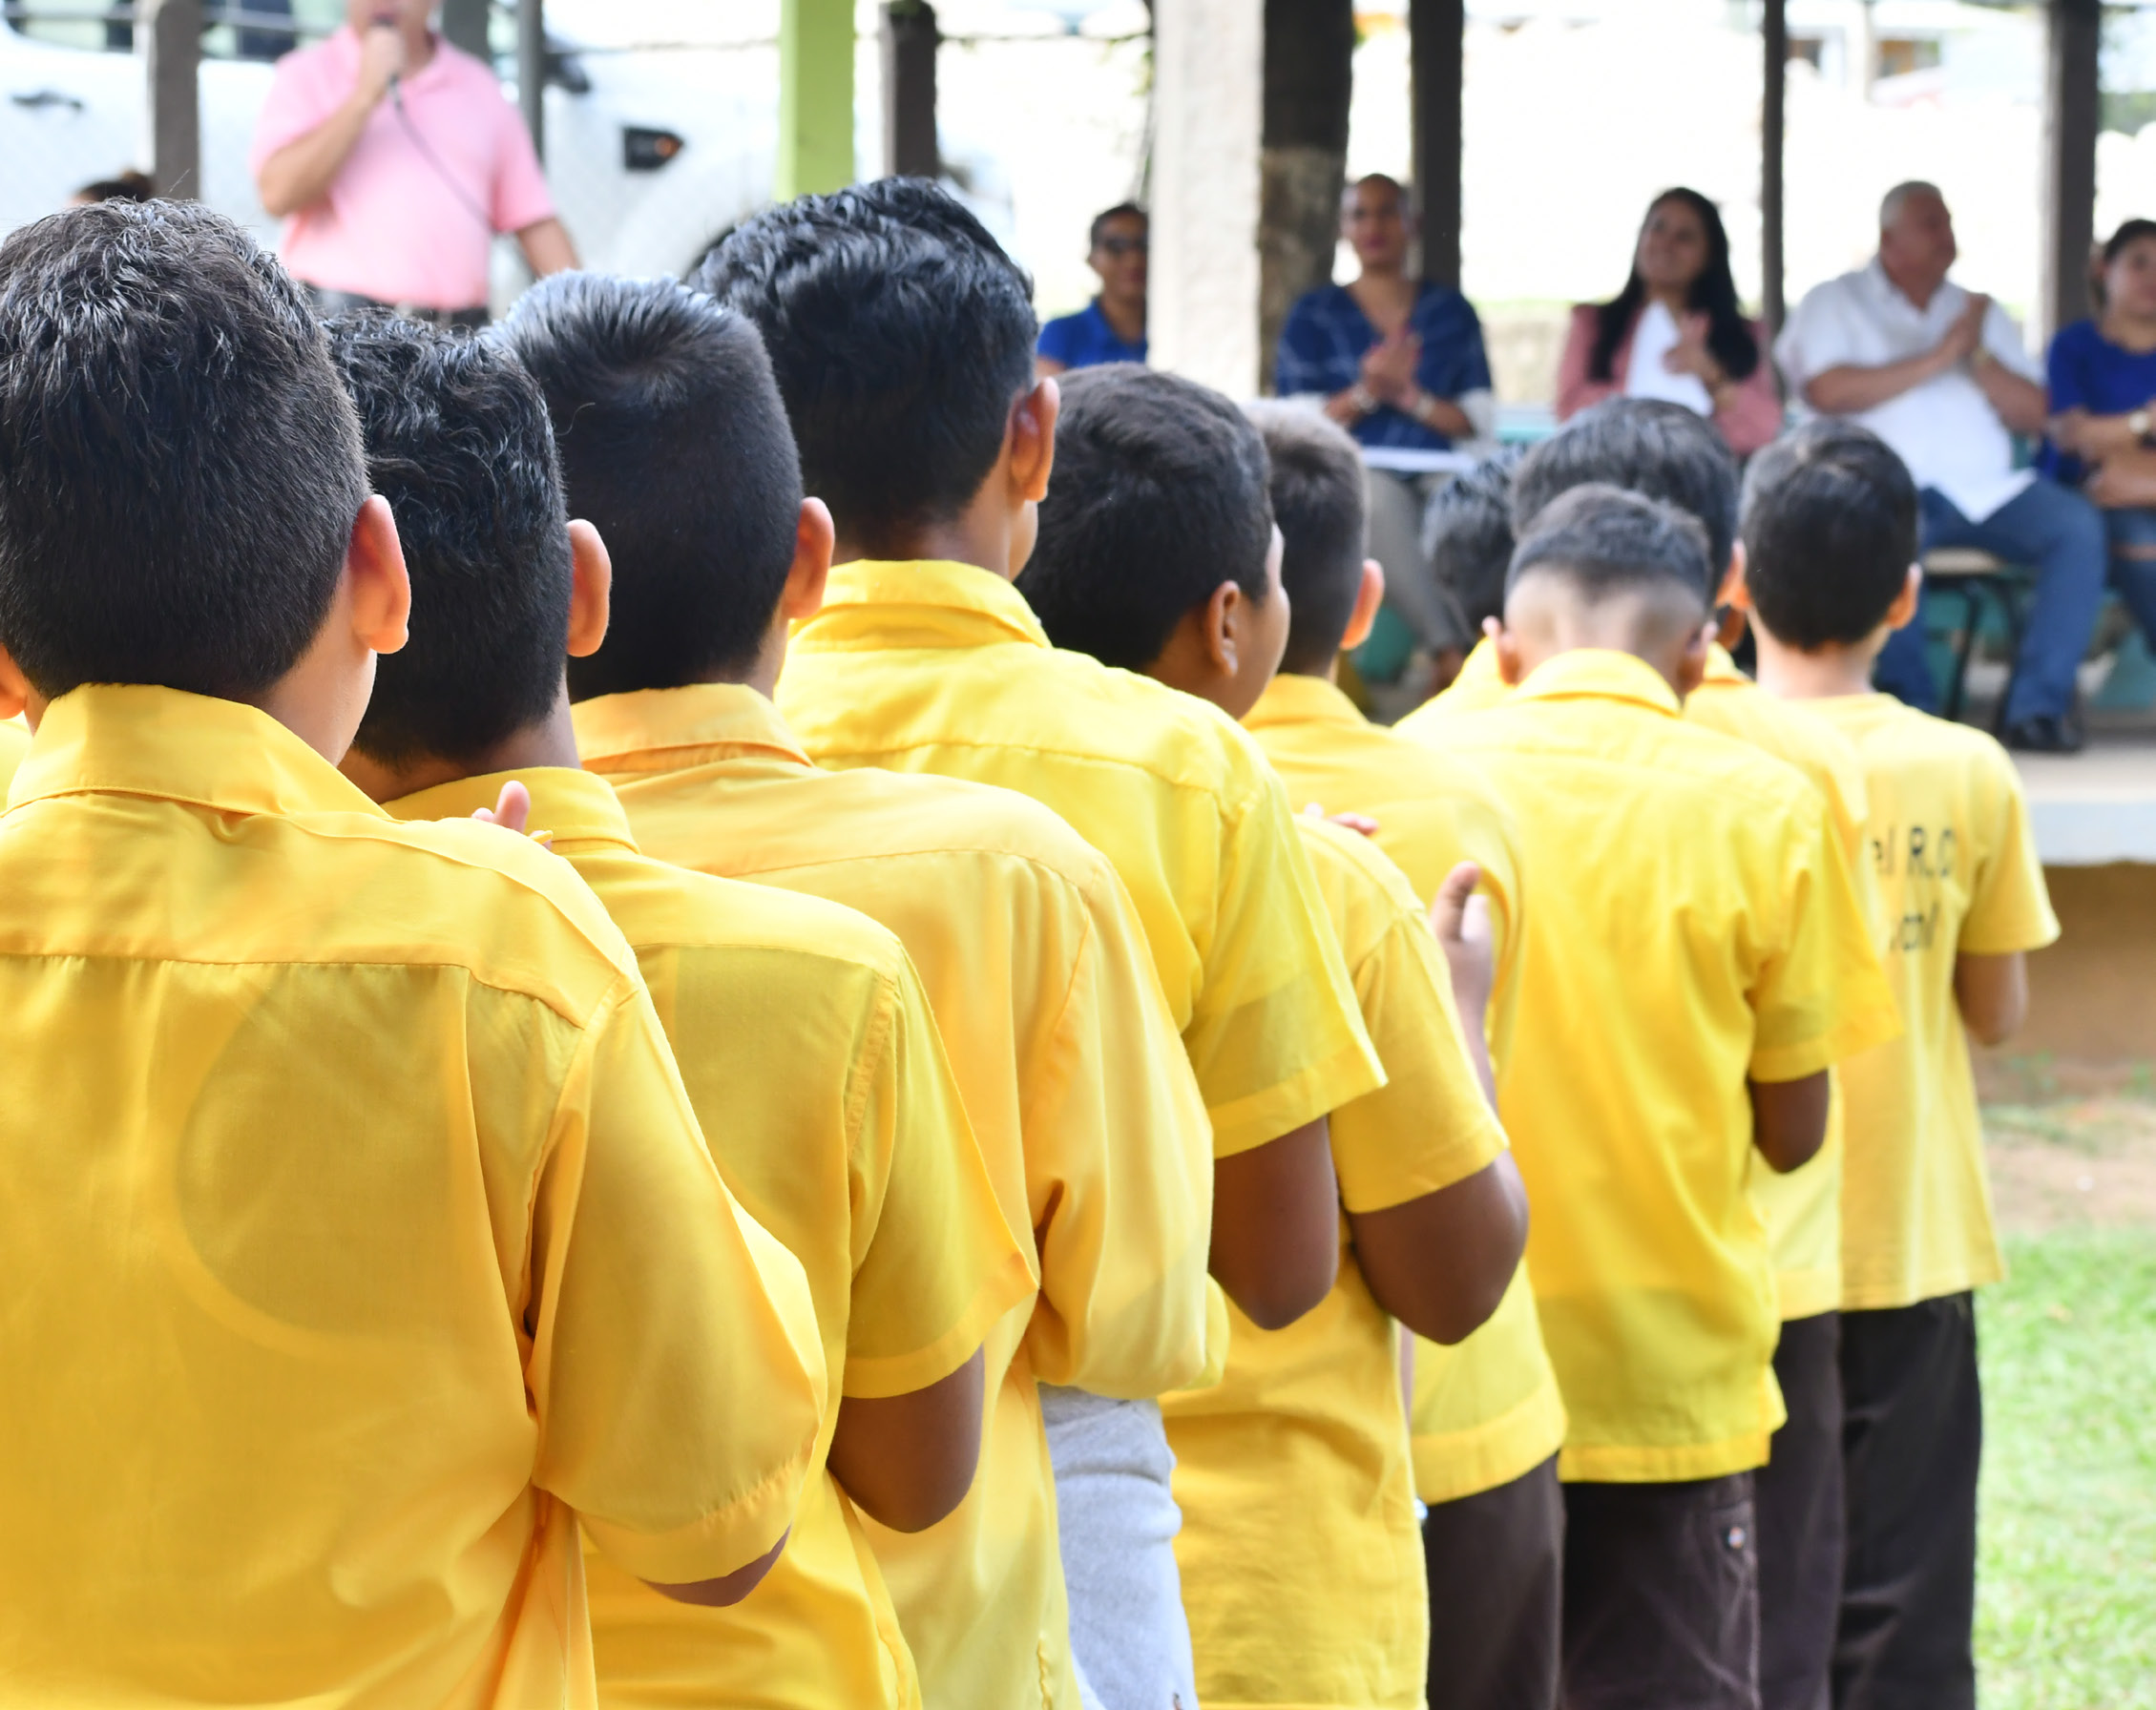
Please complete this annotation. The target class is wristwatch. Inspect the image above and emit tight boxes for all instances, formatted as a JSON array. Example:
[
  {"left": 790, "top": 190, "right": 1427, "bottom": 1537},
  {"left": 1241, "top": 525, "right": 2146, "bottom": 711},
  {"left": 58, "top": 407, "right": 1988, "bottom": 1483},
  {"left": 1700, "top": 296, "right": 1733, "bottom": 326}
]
[
  {"left": 1410, "top": 389, "right": 1443, "bottom": 428},
  {"left": 2131, "top": 407, "right": 2152, "bottom": 446},
  {"left": 1348, "top": 383, "right": 1379, "bottom": 418}
]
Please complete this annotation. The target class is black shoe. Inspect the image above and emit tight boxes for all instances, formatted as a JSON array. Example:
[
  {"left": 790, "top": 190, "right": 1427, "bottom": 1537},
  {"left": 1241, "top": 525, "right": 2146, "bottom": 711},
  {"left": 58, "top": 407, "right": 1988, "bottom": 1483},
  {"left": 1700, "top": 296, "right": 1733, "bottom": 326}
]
[{"left": 2001, "top": 714, "right": 2086, "bottom": 755}]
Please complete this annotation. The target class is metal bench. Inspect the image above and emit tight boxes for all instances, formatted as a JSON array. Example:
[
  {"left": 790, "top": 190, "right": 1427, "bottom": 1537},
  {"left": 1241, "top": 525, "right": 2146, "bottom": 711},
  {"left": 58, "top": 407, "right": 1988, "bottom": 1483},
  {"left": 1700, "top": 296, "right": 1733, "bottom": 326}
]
[{"left": 1921, "top": 545, "right": 2027, "bottom": 727}]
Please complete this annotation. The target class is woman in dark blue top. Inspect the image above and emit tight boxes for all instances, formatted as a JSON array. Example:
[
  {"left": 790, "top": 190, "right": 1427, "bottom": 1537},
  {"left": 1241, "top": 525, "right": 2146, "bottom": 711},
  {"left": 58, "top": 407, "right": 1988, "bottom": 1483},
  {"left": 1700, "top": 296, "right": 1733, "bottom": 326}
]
[
  {"left": 1036, "top": 204, "right": 1148, "bottom": 375},
  {"left": 2045, "top": 217, "right": 2156, "bottom": 648}
]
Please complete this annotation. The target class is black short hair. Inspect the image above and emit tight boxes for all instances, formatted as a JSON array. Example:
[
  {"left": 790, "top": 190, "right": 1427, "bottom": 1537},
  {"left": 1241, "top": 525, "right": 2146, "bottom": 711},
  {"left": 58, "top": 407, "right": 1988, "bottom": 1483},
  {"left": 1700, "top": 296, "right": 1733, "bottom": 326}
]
[
  {"left": 326, "top": 311, "right": 573, "bottom": 768},
  {"left": 0, "top": 200, "right": 367, "bottom": 700},
  {"left": 1089, "top": 203, "right": 1147, "bottom": 249},
  {"left": 1511, "top": 398, "right": 1739, "bottom": 576},
  {"left": 497, "top": 273, "right": 804, "bottom": 698},
  {"left": 1508, "top": 483, "right": 1714, "bottom": 608},
  {"left": 1428, "top": 450, "right": 1522, "bottom": 630},
  {"left": 695, "top": 177, "right": 1037, "bottom": 553},
  {"left": 1244, "top": 402, "right": 1364, "bottom": 674},
  {"left": 1017, "top": 365, "right": 1275, "bottom": 672},
  {"left": 1740, "top": 421, "right": 1918, "bottom": 650}
]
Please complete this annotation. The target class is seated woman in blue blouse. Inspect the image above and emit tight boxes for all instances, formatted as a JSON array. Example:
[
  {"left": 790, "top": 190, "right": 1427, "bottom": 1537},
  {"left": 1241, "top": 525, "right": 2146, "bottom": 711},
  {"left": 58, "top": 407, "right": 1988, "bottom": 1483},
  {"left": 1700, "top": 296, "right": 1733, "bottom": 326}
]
[
  {"left": 1275, "top": 174, "right": 1495, "bottom": 669},
  {"left": 1037, "top": 203, "right": 1148, "bottom": 376},
  {"left": 2045, "top": 217, "right": 2156, "bottom": 650}
]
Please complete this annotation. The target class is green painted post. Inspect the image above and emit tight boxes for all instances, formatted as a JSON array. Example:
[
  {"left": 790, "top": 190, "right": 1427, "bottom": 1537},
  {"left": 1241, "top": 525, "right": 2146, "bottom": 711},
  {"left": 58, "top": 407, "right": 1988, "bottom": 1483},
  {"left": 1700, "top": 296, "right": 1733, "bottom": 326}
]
[{"left": 779, "top": 0, "right": 856, "bottom": 199}]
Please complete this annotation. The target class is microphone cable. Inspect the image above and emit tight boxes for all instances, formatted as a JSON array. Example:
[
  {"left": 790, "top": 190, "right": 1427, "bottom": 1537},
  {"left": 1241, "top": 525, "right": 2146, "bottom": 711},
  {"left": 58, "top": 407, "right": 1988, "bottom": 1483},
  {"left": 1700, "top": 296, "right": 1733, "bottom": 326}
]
[{"left": 386, "top": 69, "right": 500, "bottom": 236}]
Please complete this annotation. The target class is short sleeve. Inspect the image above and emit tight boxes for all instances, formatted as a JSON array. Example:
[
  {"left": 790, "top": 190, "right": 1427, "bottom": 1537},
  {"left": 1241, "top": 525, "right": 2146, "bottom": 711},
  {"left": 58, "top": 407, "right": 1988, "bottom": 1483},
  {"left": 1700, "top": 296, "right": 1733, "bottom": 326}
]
[
  {"left": 1419, "top": 290, "right": 1493, "bottom": 399},
  {"left": 2046, "top": 324, "right": 2094, "bottom": 416},
  {"left": 1184, "top": 753, "right": 1386, "bottom": 1157},
  {"left": 530, "top": 976, "right": 826, "bottom": 1587},
  {"left": 249, "top": 48, "right": 338, "bottom": 173},
  {"left": 1037, "top": 314, "right": 1079, "bottom": 365},
  {"left": 1748, "top": 791, "right": 1903, "bottom": 1083},
  {"left": 1957, "top": 747, "right": 2062, "bottom": 956},
  {"left": 842, "top": 955, "right": 1034, "bottom": 1400},
  {"left": 489, "top": 91, "right": 555, "bottom": 234},
  {"left": 1321, "top": 838, "right": 1507, "bottom": 1214}
]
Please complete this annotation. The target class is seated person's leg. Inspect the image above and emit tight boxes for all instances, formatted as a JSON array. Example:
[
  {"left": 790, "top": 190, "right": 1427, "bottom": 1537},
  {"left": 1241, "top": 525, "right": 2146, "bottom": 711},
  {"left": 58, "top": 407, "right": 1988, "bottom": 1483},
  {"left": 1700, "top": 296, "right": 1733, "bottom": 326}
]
[
  {"left": 1973, "top": 480, "right": 2107, "bottom": 734},
  {"left": 2104, "top": 505, "right": 2156, "bottom": 647},
  {"left": 1365, "top": 469, "right": 1471, "bottom": 658},
  {"left": 1871, "top": 489, "right": 1978, "bottom": 714}
]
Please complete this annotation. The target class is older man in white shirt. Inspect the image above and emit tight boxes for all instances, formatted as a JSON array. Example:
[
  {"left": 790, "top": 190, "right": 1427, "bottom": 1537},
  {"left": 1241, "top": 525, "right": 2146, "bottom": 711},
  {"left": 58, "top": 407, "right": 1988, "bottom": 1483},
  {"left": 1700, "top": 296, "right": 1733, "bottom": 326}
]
[{"left": 1777, "top": 182, "right": 2104, "bottom": 752}]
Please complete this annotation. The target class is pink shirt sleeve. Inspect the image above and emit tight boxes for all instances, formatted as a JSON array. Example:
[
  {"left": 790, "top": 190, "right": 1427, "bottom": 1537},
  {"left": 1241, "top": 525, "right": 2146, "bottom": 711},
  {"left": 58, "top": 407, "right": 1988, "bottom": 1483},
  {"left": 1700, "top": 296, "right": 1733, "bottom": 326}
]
[
  {"left": 1557, "top": 302, "right": 1622, "bottom": 422},
  {"left": 249, "top": 46, "right": 344, "bottom": 177},
  {"left": 1713, "top": 319, "right": 1785, "bottom": 456},
  {"left": 490, "top": 98, "right": 555, "bottom": 235}
]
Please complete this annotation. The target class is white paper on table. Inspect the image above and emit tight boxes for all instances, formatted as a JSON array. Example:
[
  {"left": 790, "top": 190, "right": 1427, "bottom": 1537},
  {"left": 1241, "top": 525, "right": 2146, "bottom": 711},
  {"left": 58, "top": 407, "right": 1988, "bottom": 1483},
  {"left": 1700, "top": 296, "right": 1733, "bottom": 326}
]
[{"left": 1623, "top": 300, "right": 1716, "bottom": 417}]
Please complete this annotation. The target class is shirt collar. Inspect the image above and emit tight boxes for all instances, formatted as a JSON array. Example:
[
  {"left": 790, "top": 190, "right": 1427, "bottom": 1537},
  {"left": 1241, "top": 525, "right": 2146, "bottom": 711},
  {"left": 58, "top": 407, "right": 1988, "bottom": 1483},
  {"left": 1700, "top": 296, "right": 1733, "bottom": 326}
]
[
  {"left": 792, "top": 559, "right": 1051, "bottom": 654},
  {"left": 1244, "top": 672, "right": 1368, "bottom": 733},
  {"left": 1511, "top": 648, "right": 1683, "bottom": 717},
  {"left": 1701, "top": 642, "right": 1747, "bottom": 686},
  {"left": 570, "top": 683, "right": 815, "bottom": 775},
  {"left": 382, "top": 764, "right": 638, "bottom": 855},
  {"left": 8, "top": 684, "right": 387, "bottom": 819}
]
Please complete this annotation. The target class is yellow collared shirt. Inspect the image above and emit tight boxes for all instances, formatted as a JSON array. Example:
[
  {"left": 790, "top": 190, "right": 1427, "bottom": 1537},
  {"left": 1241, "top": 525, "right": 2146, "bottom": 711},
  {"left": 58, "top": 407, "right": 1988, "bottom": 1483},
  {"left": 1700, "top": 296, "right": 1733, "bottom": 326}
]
[
  {"left": 387, "top": 767, "right": 1034, "bottom": 1710},
  {"left": 781, "top": 559, "right": 1384, "bottom": 1159},
  {"left": 1686, "top": 647, "right": 1894, "bottom": 1321},
  {"left": 1447, "top": 652, "right": 1901, "bottom": 1482},
  {"left": 1165, "top": 818, "right": 1506, "bottom": 1710},
  {"left": 0, "top": 688, "right": 826, "bottom": 1708},
  {"left": 1810, "top": 696, "right": 2060, "bottom": 1310},
  {"left": 573, "top": 683, "right": 1212, "bottom": 1710},
  {"left": 1244, "top": 672, "right": 1566, "bottom": 1506},
  {"left": 0, "top": 714, "right": 27, "bottom": 796}
]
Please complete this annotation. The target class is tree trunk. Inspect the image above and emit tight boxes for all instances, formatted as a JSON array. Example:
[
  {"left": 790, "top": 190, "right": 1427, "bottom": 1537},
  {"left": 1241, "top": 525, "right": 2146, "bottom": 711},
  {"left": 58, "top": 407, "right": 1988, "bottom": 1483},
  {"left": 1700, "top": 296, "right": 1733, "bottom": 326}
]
[{"left": 1260, "top": 0, "right": 1353, "bottom": 391}]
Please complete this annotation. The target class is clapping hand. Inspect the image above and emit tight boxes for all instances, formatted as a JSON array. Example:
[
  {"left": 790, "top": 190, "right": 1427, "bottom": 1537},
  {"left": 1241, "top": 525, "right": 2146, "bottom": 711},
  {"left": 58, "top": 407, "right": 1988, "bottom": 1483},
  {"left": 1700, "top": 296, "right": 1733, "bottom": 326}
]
[
  {"left": 1429, "top": 861, "right": 1494, "bottom": 1028},
  {"left": 1360, "top": 328, "right": 1423, "bottom": 407},
  {"left": 1939, "top": 294, "right": 1990, "bottom": 367},
  {"left": 471, "top": 780, "right": 531, "bottom": 836},
  {"left": 1663, "top": 312, "right": 1721, "bottom": 382}
]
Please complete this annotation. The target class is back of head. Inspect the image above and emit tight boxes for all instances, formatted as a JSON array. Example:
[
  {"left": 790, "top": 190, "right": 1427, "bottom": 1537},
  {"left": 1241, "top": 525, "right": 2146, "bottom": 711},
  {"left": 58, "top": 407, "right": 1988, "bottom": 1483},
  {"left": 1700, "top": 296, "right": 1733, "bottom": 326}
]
[
  {"left": 1019, "top": 365, "right": 1274, "bottom": 671},
  {"left": 497, "top": 271, "right": 803, "bottom": 699},
  {"left": 1740, "top": 420, "right": 1918, "bottom": 650},
  {"left": 0, "top": 199, "right": 367, "bottom": 700},
  {"left": 1428, "top": 449, "right": 1521, "bottom": 631},
  {"left": 326, "top": 311, "right": 571, "bottom": 767},
  {"left": 1244, "top": 401, "right": 1364, "bottom": 675},
  {"left": 696, "top": 177, "right": 1037, "bottom": 552},
  {"left": 1508, "top": 483, "right": 1714, "bottom": 616},
  {"left": 1512, "top": 398, "right": 1738, "bottom": 576}
]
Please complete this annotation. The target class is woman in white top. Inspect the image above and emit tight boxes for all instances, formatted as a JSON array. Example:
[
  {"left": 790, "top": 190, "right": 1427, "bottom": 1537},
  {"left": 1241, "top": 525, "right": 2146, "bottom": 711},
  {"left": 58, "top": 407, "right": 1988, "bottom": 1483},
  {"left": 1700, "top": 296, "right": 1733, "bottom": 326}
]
[{"left": 1555, "top": 188, "right": 1782, "bottom": 456}]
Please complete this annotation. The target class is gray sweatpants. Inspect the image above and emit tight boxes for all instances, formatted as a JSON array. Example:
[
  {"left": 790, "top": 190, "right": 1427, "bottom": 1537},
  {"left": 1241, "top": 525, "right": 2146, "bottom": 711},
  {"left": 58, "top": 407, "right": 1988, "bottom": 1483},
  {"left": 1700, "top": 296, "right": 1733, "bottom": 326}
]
[{"left": 1039, "top": 1386, "right": 1200, "bottom": 1710}]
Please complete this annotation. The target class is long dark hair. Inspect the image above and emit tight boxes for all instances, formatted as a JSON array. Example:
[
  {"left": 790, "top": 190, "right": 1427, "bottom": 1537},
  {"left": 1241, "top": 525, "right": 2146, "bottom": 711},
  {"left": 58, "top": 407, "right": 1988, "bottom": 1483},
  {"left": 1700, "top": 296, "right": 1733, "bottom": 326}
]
[{"left": 1588, "top": 188, "right": 1759, "bottom": 384}]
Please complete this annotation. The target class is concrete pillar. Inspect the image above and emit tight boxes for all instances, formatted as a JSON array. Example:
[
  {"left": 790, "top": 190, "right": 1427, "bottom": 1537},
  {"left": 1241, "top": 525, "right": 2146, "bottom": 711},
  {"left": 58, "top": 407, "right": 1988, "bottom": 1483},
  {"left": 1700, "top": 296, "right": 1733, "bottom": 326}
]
[
  {"left": 2041, "top": 0, "right": 2101, "bottom": 343},
  {"left": 1762, "top": 0, "right": 1787, "bottom": 335},
  {"left": 780, "top": 0, "right": 856, "bottom": 199},
  {"left": 1260, "top": 0, "right": 1352, "bottom": 392},
  {"left": 1150, "top": 0, "right": 1265, "bottom": 395},
  {"left": 142, "top": 0, "right": 201, "bottom": 198},
  {"left": 1408, "top": 0, "right": 1463, "bottom": 289},
  {"left": 516, "top": 0, "right": 545, "bottom": 160},
  {"left": 882, "top": 2, "right": 938, "bottom": 179}
]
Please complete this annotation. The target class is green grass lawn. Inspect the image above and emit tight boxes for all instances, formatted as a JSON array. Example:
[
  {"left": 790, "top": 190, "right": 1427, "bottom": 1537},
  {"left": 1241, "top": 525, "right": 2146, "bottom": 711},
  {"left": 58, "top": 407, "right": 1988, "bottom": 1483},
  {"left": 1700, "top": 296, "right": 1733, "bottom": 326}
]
[{"left": 1978, "top": 1230, "right": 2156, "bottom": 1709}]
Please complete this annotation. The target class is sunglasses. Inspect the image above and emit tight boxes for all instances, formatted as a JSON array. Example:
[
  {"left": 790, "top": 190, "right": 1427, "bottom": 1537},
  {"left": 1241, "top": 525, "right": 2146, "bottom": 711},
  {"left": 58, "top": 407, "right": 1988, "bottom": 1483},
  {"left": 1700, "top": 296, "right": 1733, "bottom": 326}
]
[{"left": 1096, "top": 236, "right": 1149, "bottom": 259}]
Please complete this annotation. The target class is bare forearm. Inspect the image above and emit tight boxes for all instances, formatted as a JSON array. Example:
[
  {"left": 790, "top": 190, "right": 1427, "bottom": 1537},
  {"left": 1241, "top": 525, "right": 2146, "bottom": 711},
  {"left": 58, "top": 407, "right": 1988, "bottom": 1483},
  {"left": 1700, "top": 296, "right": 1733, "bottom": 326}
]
[
  {"left": 516, "top": 217, "right": 578, "bottom": 277},
  {"left": 1954, "top": 950, "right": 2028, "bottom": 1047},
  {"left": 1975, "top": 362, "right": 2047, "bottom": 438},
  {"left": 257, "top": 96, "right": 378, "bottom": 217},
  {"left": 1350, "top": 1153, "right": 1527, "bottom": 1346},
  {"left": 1748, "top": 1071, "right": 1831, "bottom": 1174},
  {"left": 1209, "top": 1117, "right": 1339, "bottom": 1330},
  {"left": 1323, "top": 388, "right": 1367, "bottom": 428},
  {"left": 1804, "top": 351, "right": 1949, "bottom": 415},
  {"left": 1416, "top": 394, "right": 1474, "bottom": 441}
]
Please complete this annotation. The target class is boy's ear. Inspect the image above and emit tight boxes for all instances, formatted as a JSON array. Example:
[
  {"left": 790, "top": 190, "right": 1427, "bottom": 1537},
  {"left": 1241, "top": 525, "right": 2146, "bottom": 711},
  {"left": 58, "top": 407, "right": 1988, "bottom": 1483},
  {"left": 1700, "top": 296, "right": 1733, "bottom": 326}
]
[
  {"left": 1010, "top": 378, "right": 1059, "bottom": 506},
  {"left": 1673, "top": 617, "right": 1714, "bottom": 699},
  {"left": 0, "top": 642, "right": 28, "bottom": 722},
  {"left": 565, "top": 520, "right": 613, "bottom": 659},
  {"left": 347, "top": 495, "right": 411, "bottom": 657},
  {"left": 1489, "top": 615, "right": 1526, "bottom": 687},
  {"left": 1884, "top": 563, "right": 1923, "bottom": 632},
  {"left": 1339, "top": 557, "right": 1388, "bottom": 654},
  {"left": 1713, "top": 544, "right": 1748, "bottom": 610},
  {"left": 780, "top": 497, "right": 837, "bottom": 623},
  {"left": 1202, "top": 579, "right": 1245, "bottom": 677}
]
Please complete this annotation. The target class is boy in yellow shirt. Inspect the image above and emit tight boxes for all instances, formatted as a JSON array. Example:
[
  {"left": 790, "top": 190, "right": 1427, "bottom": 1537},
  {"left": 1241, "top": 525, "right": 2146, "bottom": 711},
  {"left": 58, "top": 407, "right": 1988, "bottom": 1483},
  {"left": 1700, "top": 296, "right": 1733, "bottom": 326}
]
[
  {"left": 324, "top": 311, "right": 1035, "bottom": 1710},
  {"left": 1021, "top": 375, "right": 1533, "bottom": 1710},
  {"left": 701, "top": 180, "right": 1383, "bottom": 1710},
  {"left": 1499, "top": 396, "right": 1893, "bottom": 1710},
  {"left": 1739, "top": 422, "right": 2058, "bottom": 1710},
  {"left": 1239, "top": 403, "right": 1568, "bottom": 1710},
  {"left": 0, "top": 200, "right": 826, "bottom": 1707},
  {"left": 1446, "top": 484, "right": 1899, "bottom": 1709},
  {"left": 500, "top": 271, "right": 1217, "bottom": 1710}
]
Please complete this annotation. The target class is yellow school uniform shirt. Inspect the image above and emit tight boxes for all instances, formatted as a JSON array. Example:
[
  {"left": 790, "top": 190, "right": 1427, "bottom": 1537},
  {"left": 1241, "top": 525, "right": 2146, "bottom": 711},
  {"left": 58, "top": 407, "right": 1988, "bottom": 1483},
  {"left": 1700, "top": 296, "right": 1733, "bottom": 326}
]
[
  {"left": 1446, "top": 652, "right": 1900, "bottom": 1482},
  {"left": 574, "top": 683, "right": 1213, "bottom": 1710},
  {"left": 1685, "top": 645, "right": 1891, "bottom": 1323},
  {"left": 780, "top": 559, "right": 1384, "bottom": 1159},
  {"left": 0, "top": 687, "right": 826, "bottom": 1708},
  {"left": 388, "top": 767, "right": 1033, "bottom": 1710},
  {"left": 1810, "top": 696, "right": 2059, "bottom": 1311},
  {"left": 1397, "top": 634, "right": 1509, "bottom": 730},
  {"left": 1243, "top": 671, "right": 1566, "bottom": 1506},
  {"left": 1164, "top": 818, "right": 1508, "bottom": 1710},
  {"left": 0, "top": 714, "right": 27, "bottom": 794}
]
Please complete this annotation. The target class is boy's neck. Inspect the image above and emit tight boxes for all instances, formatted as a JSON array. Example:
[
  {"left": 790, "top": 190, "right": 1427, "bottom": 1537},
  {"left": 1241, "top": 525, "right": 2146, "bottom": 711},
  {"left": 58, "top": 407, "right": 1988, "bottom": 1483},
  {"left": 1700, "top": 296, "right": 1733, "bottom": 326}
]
[
  {"left": 832, "top": 508, "right": 1022, "bottom": 584},
  {"left": 1750, "top": 626, "right": 1882, "bottom": 701},
  {"left": 339, "top": 688, "right": 582, "bottom": 803}
]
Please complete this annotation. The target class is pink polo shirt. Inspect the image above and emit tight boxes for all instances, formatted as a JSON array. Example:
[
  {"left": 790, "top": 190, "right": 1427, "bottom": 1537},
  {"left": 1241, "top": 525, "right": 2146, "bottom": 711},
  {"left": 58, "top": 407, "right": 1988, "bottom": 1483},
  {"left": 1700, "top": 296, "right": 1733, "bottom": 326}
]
[{"left": 250, "top": 29, "right": 555, "bottom": 311}]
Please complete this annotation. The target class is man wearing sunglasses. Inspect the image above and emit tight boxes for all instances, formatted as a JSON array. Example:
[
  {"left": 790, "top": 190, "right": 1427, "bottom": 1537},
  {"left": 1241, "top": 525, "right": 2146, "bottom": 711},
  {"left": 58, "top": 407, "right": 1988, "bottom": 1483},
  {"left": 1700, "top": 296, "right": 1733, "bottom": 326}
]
[{"left": 1037, "top": 203, "right": 1149, "bottom": 376}]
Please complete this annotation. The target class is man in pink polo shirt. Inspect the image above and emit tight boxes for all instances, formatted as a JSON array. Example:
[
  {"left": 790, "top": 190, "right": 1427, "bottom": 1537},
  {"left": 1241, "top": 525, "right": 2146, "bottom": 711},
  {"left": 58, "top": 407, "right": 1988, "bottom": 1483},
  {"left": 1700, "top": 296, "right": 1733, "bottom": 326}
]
[{"left": 251, "top": 0, "right": 576, "bottom": 327}]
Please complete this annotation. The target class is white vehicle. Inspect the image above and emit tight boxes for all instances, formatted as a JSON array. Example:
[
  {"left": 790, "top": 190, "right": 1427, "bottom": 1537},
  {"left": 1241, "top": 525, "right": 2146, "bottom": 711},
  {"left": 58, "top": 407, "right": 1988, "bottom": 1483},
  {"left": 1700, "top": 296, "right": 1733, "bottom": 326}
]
[{"left": 2, "top": 0, "right": 782, "bottom": 291}]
